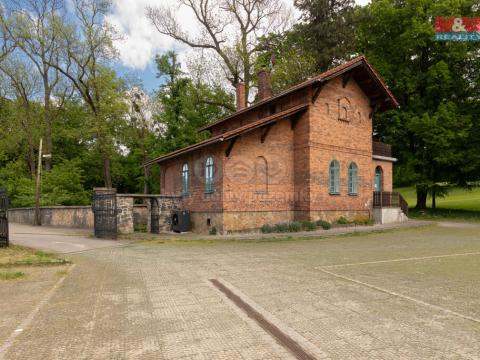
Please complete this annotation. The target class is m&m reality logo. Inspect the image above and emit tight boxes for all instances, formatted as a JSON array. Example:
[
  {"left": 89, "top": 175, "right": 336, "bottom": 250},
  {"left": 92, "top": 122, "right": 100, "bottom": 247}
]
[{"left": 435, "top": 17, "right": 480, "bottom": 41}]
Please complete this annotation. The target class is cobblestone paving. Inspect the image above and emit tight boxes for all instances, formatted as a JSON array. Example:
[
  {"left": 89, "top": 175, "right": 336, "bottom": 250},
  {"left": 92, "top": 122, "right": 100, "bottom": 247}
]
[{"left": 2, "top": 225, "right": 480, "bottom": 359}]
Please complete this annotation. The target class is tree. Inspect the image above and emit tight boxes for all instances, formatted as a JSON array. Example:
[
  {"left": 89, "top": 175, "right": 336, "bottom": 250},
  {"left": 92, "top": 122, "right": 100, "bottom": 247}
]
[
  {"left": 0, "top": 56, "right": 43, "bottom": 178},
  {"left": 2, "top": 0, "right": 65, "bottom": 171},
  {"left": 147, "top": 0, "right": 289, "bottom": 105},
  {"left": 256, "top": 32, "right": 317, "bottom": 92},
  {"left": 154, "top": 51, "right": 234, "bottom": 154},
  {"left": 124, "top": 86, "right": 159, "bottom": 194},
  {"left": 293, "top": 0, "right": 356, "bottom": 71},
  {"left": 355, "top": 0, "right": 480, "bottom": 209},
  {"left": 47, "top": 0, "right": 126, "bottom": 188}
]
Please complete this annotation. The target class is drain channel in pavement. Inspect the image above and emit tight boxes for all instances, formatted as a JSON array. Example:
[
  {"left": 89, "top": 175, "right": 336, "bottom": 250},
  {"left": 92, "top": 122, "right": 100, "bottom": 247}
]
[{"left": 209, "top": 278, "right": 317, "bottom": 360}]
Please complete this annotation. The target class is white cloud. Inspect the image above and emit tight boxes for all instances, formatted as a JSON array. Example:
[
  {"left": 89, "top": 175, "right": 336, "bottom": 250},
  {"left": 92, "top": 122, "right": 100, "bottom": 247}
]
[
  {"left": 107, "top": 0, "right": 370, "bottom": 70},
  {"left": 106, "top": 0, "right": 197, "bottom": 69}
]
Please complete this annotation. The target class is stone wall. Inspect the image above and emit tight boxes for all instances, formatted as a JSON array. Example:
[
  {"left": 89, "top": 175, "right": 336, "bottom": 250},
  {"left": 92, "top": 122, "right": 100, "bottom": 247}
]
[
  {"left": 147, "top": 196, "right": 182, "bottom": 233},
  {"left": 133, "top": 205, "right": 148, "bottom": 227},
  {"left": 8, "top": 206, "right": 93, "bottom": 229},
  {"left": 116, "top": 196, "right": 134, "bottom": 234}
]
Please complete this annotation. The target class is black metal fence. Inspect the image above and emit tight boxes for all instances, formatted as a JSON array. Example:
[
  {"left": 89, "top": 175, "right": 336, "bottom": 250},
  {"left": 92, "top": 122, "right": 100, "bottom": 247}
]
[
  {"left": 92, "top": 190, "right": 117, "bottom": 239},
  {"left": 373, "top": 191, "right": 409, "bottom": 215},
  {"left": 0, "top": 189, "right": 8, "bottom": 247}
]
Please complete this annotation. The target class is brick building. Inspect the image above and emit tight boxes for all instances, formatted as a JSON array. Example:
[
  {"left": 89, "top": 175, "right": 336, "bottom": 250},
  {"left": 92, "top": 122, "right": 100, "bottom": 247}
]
[{"left": 145, "top": 56, "right": 404, "bottom": 233}]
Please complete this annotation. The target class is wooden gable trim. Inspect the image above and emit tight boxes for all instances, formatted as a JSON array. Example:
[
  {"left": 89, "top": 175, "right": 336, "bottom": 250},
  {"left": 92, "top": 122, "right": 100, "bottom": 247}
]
[
  {"left": 260, "top": 124, "right": 274, "bottom": 143},
  {"left": 225, "top": 137, "right": 237, "bottom": 157}
]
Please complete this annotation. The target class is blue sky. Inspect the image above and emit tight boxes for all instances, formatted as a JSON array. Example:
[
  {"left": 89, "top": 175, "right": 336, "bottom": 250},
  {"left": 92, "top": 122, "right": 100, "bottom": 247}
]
[{"left": 107, "top": 0, "right": 371, "bottom": 92}]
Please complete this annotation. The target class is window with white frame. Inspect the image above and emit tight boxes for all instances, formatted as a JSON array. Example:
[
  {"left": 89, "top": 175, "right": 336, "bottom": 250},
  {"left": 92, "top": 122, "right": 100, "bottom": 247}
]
[
  {"left": 348, "top": 162, "right": 358, "bottom": 195},
  {"left": 329, "top": 160, "right": 340, "bottom": 194},
  {"left": 205, "top": 156, "right": 214, "bottom": 193}
]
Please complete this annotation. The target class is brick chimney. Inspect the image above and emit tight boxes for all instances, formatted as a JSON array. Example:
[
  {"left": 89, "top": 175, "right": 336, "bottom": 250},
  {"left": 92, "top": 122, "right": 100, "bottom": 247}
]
[
  {"left": 236, "top": 82, "right": 246, "bottom": 111},
  {"left": 257, "top": 67, "right": 273, "bottom": 101}
]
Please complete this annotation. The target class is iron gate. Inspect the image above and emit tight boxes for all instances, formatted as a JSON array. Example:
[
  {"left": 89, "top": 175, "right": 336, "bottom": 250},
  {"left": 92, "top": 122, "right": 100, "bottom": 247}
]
[
  {"left": 150, "top": 198, "right": 160, "bottom": 234},
  {"left": 0, "top": 189, "right": 8, "bottom": 247},
  {"left": 92, "top": 190, "right": 117, "bottom": 239}
]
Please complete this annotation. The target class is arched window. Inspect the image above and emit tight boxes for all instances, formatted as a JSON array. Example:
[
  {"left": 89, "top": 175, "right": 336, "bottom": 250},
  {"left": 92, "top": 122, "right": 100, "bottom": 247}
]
[
  {"left": 348, "top": 162, "right": 358, "bottom": 195},
  {"left": 338, "top": 97, "right": 350, "bottom": 121},
  {"left": 255, "top": 156, "right": 267, "bottom": 193},
  {"left": 374, "top": 166, "right": 383, "bottom": 192},
  {"left": 205, "top": 156, "right": 214, "bottom": 193},
  {"left": 181, "top": 163, "right": 189, "bottom": 195},
  {"left": 329, "top": 160, "right": 340, "bottom": 194}
]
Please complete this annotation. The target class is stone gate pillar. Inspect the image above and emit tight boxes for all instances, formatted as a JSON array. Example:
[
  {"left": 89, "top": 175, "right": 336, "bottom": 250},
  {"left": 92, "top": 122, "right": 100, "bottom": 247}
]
[{"left": 116, "top": 195, "right": 134, "bottom": 234}]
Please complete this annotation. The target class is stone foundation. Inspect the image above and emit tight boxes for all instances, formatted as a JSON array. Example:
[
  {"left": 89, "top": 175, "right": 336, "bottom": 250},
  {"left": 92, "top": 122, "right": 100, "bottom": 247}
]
[
  {"left": 190, "top": 211, "right": 224, "bottom": 234},
  {"left": 191, "top": 209, "right": 373, "bottom": 234}
]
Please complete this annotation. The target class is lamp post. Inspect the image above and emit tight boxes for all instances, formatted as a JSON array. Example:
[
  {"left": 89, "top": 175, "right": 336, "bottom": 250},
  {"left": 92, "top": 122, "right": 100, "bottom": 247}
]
[{"left": 34, "top": 137, "right": 52, "bottom": 226}]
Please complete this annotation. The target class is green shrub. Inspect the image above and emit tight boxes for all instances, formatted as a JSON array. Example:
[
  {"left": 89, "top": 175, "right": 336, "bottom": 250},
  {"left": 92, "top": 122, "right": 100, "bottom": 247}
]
[
  {"left": 316, "top": 220, "right": 331, "bottom": 230},
  {"left": 288, "top": 222, "right": 302, "bottom": 232},
  {"left": 261, "top": 224, "right": 274, "bottom": 233},
  {"left": 301, "top": 220, "right": 317, "bottom": 231},
  {"left": 336, "top": 216, "right": 350, "bottom": 225},
  {"left": 209, "top": 226, "right": 217, "bottom": 235},
  {"left": 352, "top": 217, "right": 373, "bottom": 225},
  {"left": 274, "top": 223, "right": 290, "bottom": 233}
]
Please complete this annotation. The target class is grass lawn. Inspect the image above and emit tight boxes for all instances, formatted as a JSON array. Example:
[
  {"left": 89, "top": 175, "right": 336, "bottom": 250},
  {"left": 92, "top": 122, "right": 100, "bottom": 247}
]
[
  {"left": 395, "top": 186, "right": 480, "bottom": 222},
  {"left": 0, "top": 245, "right": 69, "bottom": 268}
]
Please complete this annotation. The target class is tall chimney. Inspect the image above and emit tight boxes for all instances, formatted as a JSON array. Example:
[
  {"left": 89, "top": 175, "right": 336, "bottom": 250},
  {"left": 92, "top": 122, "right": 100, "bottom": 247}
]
[
  {"left": 257, "top": 67, "right": 273, "bottom": 101},
  {"left": 236, "top": 82, "right": 246, "bottom": 111}
]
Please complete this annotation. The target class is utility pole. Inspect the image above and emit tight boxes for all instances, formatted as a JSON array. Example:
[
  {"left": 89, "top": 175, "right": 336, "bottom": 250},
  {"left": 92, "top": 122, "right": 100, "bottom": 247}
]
[{"left": 35, "top": 138, "right": 43, "bottom": 226}]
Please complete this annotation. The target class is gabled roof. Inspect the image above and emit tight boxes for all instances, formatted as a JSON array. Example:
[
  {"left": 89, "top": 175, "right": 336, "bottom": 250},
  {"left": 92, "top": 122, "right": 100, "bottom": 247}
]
[
  {"left": 144, "top": 55, "right": 399, "bottom": 167},
  {"left": 144, "top": 103, "right": 309, "bottom": 166},
  {"left": 198, "top": 55, "right": 399, "bottom": 132}
]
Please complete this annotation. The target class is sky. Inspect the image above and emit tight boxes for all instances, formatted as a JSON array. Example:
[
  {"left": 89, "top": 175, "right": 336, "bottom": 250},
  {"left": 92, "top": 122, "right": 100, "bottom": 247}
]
[{"left": 107, "top": 0, "right": 371, "bottom": 91}]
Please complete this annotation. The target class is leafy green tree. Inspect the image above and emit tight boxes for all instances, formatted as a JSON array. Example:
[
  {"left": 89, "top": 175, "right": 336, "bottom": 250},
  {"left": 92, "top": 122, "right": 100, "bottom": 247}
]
[
  {"left": 355, "top": 0, "right": 480, "bottom": 209},
  {"left": 155, "top": 51, "right": 234, "bottom": 154},
  {"left": 293, "top": 0, "right": 356, "bottom": 71},
  {"left": 256, "top": 0, "right": 356, "bottom": 92},
  {"left": 256, "top": 32, "right": 318, "bottom": 92},
  {"left": 48, "top": 0, "right": 127, "bottom": 188}
]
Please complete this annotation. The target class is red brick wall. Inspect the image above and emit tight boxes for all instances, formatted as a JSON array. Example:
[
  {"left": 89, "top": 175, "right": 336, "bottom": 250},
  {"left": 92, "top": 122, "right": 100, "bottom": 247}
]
[
  {"left": 223, "top": 119, "right": 296, "bottom": 212},
  {"left": 307, "top": 77, "right": 375, "bottom": 217},
  {"left": 160, "top": 146, "right": 224, "bottom": 212}
]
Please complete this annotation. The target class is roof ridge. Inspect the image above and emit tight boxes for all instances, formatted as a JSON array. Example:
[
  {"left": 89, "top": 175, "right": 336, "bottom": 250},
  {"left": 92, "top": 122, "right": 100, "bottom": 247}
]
[{"left": 197, "top": 55, "right": 370, "bottom": 132}]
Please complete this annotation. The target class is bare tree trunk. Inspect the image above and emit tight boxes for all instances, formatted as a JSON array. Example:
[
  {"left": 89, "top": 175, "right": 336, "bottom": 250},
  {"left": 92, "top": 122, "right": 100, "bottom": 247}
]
[
  {"left": 415, "top": 185, "right": 428, "bottom": 210},
  {"left": 35, "top": 138, "right": 43, "bottom": 226},
  {"left": 102, "top": 155, "right": 112, "bottom": 188},
  {"left": 28, "top": 139, "right": 36, "bottom": 179},
  {"left": 432, "top": 190, "right": 436, "bottom": 210},
  {"left": 44, "top": 87, "right": 52, "bottom": 171},
  {"left": 143, "top": 161, "right": 150, "bottom": 195}
]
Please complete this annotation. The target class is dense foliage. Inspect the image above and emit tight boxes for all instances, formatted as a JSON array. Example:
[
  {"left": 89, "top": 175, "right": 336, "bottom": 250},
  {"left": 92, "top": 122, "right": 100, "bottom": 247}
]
[{"left": 355, "top": 0, "right": 480, "bottom": 208}]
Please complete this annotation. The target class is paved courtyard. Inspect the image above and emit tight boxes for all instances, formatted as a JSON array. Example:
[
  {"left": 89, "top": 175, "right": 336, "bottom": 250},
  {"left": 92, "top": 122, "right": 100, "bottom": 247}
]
[{"left": 2, "top": 224, "right": 480, "bottom": 359}]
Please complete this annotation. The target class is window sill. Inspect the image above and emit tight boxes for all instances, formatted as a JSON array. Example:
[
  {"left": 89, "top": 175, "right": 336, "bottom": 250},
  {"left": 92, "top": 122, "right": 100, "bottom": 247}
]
[
  {"left": 348, "top": 193, "right": 358, "bottom": 196},
  {"left": 204, "top": 190, "right": 215, "bottom": 194},
  {"left": 329, "top": 192, "right": 340, "bottom": 196}
]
